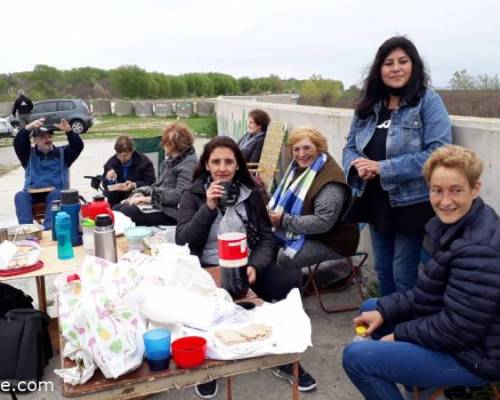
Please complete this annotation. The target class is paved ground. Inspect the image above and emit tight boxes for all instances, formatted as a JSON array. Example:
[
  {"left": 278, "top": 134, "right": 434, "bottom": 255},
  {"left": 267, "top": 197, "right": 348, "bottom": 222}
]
[{"left": 0, "top": 137, "right": 363, "bottom": 400}]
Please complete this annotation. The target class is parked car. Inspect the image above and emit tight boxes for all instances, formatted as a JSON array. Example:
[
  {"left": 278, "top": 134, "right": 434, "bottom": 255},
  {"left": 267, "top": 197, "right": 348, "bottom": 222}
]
[
  {"left": 0, "top": 117, "right": 14, "bottom": 137},
  {"left": 9, "top": 99, "right": 94, "bottom": 134}
]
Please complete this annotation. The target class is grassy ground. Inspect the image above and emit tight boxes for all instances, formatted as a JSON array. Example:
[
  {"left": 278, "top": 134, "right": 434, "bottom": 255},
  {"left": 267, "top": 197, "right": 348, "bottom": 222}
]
[{"left": 85, "top": 115, "right": 217, "bottom": 139}]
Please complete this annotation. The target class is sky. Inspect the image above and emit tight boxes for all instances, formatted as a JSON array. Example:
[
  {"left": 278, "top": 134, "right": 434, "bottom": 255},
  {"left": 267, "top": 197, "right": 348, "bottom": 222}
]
[{"left": 1, "top": 0, "right": 499, "bottom": 88}]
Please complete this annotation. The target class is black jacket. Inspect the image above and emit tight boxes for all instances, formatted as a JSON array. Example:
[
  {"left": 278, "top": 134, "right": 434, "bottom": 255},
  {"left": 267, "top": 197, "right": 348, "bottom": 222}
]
[
  {"left": 377, "top": 198, "right": 500, "bottom": 381},
  {"left": 237, "top": 132, "right": 266, "bottom": 163},
  {"left": 12, "top": 95, "right": 33, "bottom": 115},
  {"left": 176, "top": 177, "right": 276, "bottom": 273},
  {"left": 101, "top": 151, "right": 156, "bottom": 189}
]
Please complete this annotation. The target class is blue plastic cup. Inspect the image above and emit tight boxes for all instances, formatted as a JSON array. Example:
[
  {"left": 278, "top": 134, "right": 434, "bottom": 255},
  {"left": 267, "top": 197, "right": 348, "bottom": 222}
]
[{"left": 143, "top": 328, "right": 171, "bottom": 371}]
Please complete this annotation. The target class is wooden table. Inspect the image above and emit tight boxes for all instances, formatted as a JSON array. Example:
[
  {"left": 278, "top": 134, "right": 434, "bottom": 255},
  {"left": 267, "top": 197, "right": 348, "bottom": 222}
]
[{"left": 60, "top": 266, "right": 301, "bottom": 399}]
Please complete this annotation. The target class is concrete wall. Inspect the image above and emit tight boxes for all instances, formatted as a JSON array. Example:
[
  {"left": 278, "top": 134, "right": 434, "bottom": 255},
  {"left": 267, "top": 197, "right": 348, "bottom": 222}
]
[
  {"left": 90, "top": 99, "right": 112, "bottom": 116},
  {"left": 176, "top": 102, "right": 194, "bottom": 118},
  {"left": 196, "top": 101, "right": 215, "bottom": 117},
  {"left": 223, "top": 94, "right": 299, "bottom": 105},
  {"left": 114, "top": 100, "right": 134, "bottom": 116},
  {"left": 154, "top": 101, "right": 176, "bottom": 117},
  {"left": 133, "top": 101, "right": 154, "bottom": 117}
]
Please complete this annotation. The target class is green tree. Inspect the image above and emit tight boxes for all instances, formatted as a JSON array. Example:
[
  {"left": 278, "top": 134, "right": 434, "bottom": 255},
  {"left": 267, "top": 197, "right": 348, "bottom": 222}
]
[
  {"left": 299, "top": 75, "right": 343, "bottom": 106},
  {"left": 151, "top": 72, "right": 171, "bottom": 98},
  {"left": 168, "top": 76, "right": 188, "bottom": 98},
  {"left": 110, "top": 65, "right": 152, "bottom": 98},
  {"left": 448, "top": 69, "right": 477, "bottom": 90},
  {"left": 238, "top": 77, "right": 252, "bottom": 93}
]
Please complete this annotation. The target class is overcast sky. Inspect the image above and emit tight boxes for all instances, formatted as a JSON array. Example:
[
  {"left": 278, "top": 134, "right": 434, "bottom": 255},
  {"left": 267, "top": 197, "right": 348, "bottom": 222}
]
[{"left": 2, "top": 0, "right": 499, "bottom": 88}]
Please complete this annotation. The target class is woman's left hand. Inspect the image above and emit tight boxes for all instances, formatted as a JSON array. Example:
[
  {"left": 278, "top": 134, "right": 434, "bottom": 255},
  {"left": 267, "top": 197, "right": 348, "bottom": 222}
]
[
  {"left": 247, "top": 266, "right": 257, "bottom": 284},
  {"left": 128, "top": 195, "right": 151, "bottom": 205},
  {"left": 380, "top": 333, "right": 395, "bottom": 341},
  {"left": 268, "top": 211, "right": 283, "bottom": 228}
]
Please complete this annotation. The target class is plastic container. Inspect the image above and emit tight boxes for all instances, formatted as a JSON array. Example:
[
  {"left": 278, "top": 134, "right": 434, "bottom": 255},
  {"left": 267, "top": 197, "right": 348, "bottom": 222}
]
[
  {"left": 125, "top": 226, "right": 152, "bottom": 252},
  {"left": 6, "top": 240, "right": 42, "bottom": 269},
  {"left": 55, "top": 212, "right": 74, "bottom": 260},
  {"left": 143, "top": 329, "right": 171, "bottom": 371},
  {"left": 7, "top": 224, "right": 44, "bottom": 242},
  {"left": 172, "top": 336, "right": 207, "bottom": 369},
  {"left": 81, "top": 218, "right": 95, "bottom": 255}
]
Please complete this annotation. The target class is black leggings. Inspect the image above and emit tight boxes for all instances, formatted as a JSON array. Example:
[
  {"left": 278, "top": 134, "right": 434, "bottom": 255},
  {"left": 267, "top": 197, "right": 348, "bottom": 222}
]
[{"left": 113, "top": 203, "right": 176, "bottom": 226}]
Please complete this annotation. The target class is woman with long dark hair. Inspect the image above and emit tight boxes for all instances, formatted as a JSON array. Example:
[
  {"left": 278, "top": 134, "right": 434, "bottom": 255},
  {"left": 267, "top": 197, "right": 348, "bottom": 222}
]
[
  {"left": 176, "top": 136, "right": 315, "bottom": 398},
  {"left": 342, "top": 36, "right": 451, "bottom": 296}
]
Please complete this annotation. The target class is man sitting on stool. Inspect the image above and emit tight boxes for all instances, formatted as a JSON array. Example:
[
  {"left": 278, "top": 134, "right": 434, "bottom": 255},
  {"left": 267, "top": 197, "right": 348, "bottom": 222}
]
[{"left": 13, "top": 118, "right": 84, "bottom": 230}]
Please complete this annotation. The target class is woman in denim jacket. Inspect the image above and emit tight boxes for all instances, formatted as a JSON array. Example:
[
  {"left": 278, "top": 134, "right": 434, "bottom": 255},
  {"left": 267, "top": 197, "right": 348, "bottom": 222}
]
[{"left": 342, "top": 36, "right": 451, "bottom": 295}]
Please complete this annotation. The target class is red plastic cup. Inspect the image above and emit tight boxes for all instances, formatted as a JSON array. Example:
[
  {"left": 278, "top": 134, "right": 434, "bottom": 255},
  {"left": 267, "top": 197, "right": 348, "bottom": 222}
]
[{"left": 171, "top": 336, "right": 207, "bottom": 368}]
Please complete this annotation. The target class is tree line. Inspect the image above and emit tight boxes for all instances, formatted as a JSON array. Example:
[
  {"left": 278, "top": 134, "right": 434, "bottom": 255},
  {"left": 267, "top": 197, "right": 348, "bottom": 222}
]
[{"left": 0, "top": 65, "right": 303, "bottom": 101}]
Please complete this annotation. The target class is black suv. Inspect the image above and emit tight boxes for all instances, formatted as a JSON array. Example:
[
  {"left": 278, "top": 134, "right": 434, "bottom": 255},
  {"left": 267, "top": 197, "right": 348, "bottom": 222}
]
[{"left": 10, "top": 99, "right": 94, "bottom": 134}]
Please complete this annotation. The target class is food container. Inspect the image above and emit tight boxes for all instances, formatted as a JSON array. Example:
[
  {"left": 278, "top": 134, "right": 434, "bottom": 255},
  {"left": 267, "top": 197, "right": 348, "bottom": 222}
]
[
  {"left": 124, "top": 226, "right": 152, "bottom": 252},
  {"left": 6, "top": 240, "right": 42, "bottom": 269},
  {"left": 7, "top": 224, "right": 44, "bottom": 242},
  {"left": 171, "top": 336, "right": 207, "bottom": 369}
]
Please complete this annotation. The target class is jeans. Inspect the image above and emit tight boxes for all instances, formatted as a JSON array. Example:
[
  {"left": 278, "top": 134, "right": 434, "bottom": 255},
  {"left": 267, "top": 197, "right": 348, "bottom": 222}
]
[
  {"left": 369, "top": 226, "right": 422, "bottom": 296},
  {"left": 342, "top": 299, "right": 487, "bottom": 400},
  {"left": 14, "top": 190, "right": 61, "bottom": 230}
]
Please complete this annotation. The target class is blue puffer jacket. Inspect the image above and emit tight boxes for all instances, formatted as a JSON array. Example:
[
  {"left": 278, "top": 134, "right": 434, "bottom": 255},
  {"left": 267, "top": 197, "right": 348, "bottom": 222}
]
[{"left": 377, "top": 198, "right": 500, "bottom": 381}]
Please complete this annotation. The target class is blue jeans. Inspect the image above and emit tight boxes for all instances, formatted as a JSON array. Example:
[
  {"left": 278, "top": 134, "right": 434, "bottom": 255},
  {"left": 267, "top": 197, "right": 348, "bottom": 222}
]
[
  {"left": 369, "top": 226, "right": 422, "bottom": 296},
  {"left": 14, "top": 190, "right": 61, "bottom": 230},
  {"left": 342, "top": 299, "right": 487, "bottom": 400}
]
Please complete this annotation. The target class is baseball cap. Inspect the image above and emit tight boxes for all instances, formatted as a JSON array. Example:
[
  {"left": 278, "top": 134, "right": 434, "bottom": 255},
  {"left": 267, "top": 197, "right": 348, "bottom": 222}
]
[{"left": 32, "top": 127, "right": 54, "bottom": 137}]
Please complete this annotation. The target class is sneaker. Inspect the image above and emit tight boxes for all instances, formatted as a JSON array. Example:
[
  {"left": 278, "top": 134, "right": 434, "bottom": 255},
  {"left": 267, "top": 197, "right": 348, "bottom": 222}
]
[
  {"left": 272, "top": 363, "right": 317, "bottom": 392},
  {"left": 194, "top": 380, "right": 218, "bottom": 399}
]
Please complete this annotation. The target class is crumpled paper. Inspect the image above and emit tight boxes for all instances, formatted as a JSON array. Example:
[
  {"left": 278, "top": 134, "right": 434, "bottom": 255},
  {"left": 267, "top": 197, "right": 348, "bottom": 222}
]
[{"left": 54, "top": 342, "right": 96, "bottom": 385}]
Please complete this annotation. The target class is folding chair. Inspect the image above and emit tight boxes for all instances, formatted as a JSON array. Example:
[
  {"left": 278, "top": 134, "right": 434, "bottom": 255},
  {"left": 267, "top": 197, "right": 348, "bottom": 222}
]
[
  {"left": 134, "top": 136, "right": 165, "bottom": 179},
  {"left": 303, "top": 251, "right": 368, "bottom": 313},
  {"left": 28, "top": 186, "right": 55, "bottom": 225},
  {"left": 303, "top": 224, "right": 368, "bottom": 313},
  {"left": 247, "top": 121, "right": 287, "bottom": 193}
]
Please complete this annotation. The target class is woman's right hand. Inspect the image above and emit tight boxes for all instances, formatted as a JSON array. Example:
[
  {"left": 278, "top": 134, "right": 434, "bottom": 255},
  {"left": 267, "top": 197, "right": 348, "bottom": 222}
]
[
  {"left": 206, "top": 181, "right": 224, "bottom": 210},
  {"left": 353, "top": 310, "right": 384, "bottom": 336}
]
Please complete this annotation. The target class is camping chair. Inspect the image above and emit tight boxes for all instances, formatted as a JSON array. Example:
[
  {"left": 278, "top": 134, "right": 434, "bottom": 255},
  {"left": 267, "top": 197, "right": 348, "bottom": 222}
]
[
  {"left": 247, "top": 121, "right": 287, "bottom": 193},
  {"left": 303, "top": 224, "right": 368, "bottom": 314},
  {"left": 134, "top": 136, "right": 165, "bottom": 179}
]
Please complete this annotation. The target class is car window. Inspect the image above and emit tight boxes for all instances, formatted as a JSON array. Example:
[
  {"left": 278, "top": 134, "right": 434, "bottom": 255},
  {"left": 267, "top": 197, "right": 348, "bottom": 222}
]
[
  {"left": 57, "top": 101, "right": 76, "bottom": 111},
  {"left": 33, "top": 102, "right": 57, "bottom": 113}
]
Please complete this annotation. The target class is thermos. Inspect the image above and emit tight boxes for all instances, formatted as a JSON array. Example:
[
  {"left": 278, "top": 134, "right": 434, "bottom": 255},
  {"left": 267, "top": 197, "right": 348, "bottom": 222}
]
[
  {"left": 50, "top": 200, "right": 61, "bottom": 241},
  {"left": 55, "top": 212, "right": 74, "bottom": 260},
  {"left": 60, "top": 189, "right": 82, "bottom": 246},
  {"left": 94, "top": 214, "right": 117, "bottom": 262}
]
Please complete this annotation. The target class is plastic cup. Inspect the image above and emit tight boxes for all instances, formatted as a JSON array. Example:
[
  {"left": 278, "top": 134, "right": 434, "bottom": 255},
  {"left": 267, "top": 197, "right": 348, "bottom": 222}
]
[{"left": 143, "top": 328, "right": 171, "bottom": 371}]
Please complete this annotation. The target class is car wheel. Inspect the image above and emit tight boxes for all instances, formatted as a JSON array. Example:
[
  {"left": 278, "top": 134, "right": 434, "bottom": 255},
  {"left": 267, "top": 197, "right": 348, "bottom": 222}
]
[
  {"left": 10, "top": 121, "right": 20, "bottom": 129},
  {"left": 70, "top": 119, "right": 86, "bottom": 134}
]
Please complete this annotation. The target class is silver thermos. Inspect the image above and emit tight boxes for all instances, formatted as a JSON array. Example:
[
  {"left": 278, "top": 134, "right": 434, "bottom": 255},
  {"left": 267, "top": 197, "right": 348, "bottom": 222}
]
[{"left": 93, "top": 214, "right": 117, "bottom": 263}]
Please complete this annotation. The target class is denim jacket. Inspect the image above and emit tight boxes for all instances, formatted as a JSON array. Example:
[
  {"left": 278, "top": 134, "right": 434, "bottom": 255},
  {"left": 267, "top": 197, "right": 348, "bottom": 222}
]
[{"left": 342, "top": 88, "right": 451, "bottom": 207}]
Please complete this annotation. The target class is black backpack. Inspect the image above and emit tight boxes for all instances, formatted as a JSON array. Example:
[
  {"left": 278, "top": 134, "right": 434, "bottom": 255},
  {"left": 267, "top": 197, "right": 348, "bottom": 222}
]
[
  {"left": 0, "top": 284, "right": 53, "bottom": 396},
  {"left": 0, "top": 283, "right": 34, "bottom": 317}
]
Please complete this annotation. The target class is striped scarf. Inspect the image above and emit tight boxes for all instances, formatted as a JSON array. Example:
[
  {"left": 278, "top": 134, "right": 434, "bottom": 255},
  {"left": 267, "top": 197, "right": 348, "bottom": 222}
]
[{"left": 268, "top": 153, "right": 327, "bottom": 258}]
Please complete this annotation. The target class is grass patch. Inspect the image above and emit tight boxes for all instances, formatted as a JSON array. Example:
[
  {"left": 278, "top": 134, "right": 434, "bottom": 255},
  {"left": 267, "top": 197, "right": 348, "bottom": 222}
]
[{"left": 86, "top": 115, "right": 217, "bottom": 139}]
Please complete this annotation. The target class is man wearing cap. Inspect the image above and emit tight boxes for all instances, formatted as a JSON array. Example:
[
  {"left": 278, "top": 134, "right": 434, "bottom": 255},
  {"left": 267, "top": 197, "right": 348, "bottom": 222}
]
[
  {"left": 13, "top": 118, "right": 84, "bottom": 230},
  {"left": 11, "top": 89, "right": 33, "bottom": 128}
]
